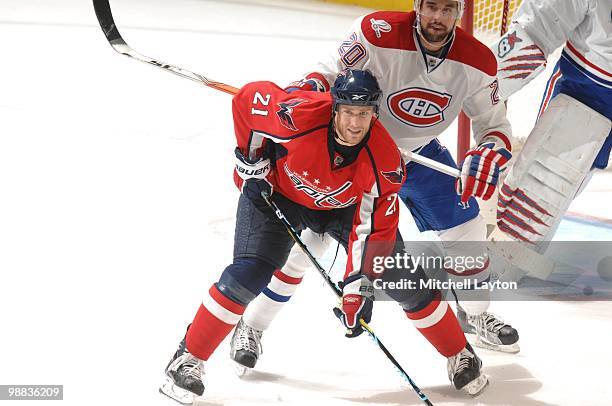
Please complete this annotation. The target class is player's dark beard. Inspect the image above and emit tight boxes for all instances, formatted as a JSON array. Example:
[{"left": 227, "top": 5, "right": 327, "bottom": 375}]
[{"left": 421, "top": 23, "right": 452, "bottom": 44}]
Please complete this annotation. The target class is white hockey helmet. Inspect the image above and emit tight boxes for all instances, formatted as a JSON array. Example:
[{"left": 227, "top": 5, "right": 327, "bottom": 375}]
[{"left": 414, "top": 0, "right": 465, "bottom": 21}]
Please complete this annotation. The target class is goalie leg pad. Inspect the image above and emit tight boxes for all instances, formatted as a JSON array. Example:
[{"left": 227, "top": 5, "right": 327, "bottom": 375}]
[{"left": 498, "top": 94, "right": 612, "bottom": 247}]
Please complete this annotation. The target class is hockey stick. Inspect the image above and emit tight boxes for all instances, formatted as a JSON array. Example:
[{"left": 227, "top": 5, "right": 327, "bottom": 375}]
[
  {"left": 93, "top": 0, "right": 239, "bottom": 95},
  {"left": 93, "top": 0, "right": 460, "bottom": 180},
  {"left": 92, "top": 0, "right": 554, "bottom": 280},
  {"left": 401, "top": 149, "right": 460, "bottom": 178},
  {"left": 261, "top": 192, "right": 434, "bottom": 406}
]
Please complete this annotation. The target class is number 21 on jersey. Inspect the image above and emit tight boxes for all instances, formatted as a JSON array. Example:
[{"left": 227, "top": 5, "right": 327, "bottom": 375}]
[{"left": 252, "top": 92, "right": 270, "bottom": 116}]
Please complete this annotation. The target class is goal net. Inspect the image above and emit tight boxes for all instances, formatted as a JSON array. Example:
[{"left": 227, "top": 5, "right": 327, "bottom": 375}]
[{"left": 472, "top": 0, "right": 522, "bottom": 42}]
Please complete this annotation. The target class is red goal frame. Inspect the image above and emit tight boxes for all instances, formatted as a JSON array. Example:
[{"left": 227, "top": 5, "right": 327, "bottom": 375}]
[{"left": 457, "top": 0, "right": 511, "bottom": 163}]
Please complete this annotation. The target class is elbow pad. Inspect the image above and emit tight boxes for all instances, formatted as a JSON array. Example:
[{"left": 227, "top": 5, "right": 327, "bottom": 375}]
[{"left": 492, "top": 25, "right": 547, "bottom": 100}]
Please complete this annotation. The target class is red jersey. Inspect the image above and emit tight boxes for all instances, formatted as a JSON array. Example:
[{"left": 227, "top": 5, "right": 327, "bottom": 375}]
[{"left": 232, "top": 81, "right": 405, "bottom": 279}]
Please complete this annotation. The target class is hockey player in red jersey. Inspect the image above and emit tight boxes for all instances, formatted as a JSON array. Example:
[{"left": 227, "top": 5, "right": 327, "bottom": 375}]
[
  {"left": 160, "top": 70, "right": 487, "bottom": 404},
  {"left": 234, "top": 0, "right": 520, "bottom": 371}
]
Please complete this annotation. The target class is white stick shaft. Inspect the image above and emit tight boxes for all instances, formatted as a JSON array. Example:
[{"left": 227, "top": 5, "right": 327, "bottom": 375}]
[{"left": 401, "top": 149, "right": 461, "bottom": 178}]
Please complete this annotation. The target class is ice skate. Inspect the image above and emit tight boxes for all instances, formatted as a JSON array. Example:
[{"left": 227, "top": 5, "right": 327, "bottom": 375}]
[
  {"left": 160, "top": 338, "right": 206, "bottom": 405},
  {"left": 459, "top": 308, "right": 520, "bottom": 353},
  {"left": 230, "top": 318, "right": 263, "bottom": 376},
  {"left": 447, "top": 343, "right": 489, "bottom": 396}
]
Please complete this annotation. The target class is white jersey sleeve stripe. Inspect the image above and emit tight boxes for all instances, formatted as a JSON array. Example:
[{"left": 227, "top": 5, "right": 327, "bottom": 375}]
[{"left": 349, "top": 180, "right": 379, "bottom": 277}]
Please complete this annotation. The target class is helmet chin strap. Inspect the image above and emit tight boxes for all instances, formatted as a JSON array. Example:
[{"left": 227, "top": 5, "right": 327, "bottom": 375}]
[{"left": 332, "top": 115, "right": 349, "bottom": 145}]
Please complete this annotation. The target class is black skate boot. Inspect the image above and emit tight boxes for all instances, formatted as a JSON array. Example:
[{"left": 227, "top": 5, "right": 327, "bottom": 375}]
[
  {"left": 230, "top": 318, "right": 263, "bottom": 376},
  {"left": 159, "top": 337, "right": 205, "bottom": 405},
  {"left": 447, "top": 343, "right": 489, "bottom": 396},
  {"left": 458, "top": 308, "right": 520, "bottom": 353}
]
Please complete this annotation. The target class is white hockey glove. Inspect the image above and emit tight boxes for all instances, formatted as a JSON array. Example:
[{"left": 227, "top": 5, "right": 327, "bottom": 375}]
[
  {"left": 456, "top": 136, "right": 512, "bottom": 204},
  {"left": 333, "top": 274, "right": 374, "bottom": 338},
  {"left": 234, "top": 147, "right": 273, "bottom": 201}
]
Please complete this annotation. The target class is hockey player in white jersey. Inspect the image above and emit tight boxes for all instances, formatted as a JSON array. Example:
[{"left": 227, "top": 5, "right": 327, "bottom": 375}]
[
  {"left": 491, "top": 0, "right": 611, "bottom": 249},
  {"left": 230, "top": 0, "right": 522, "bottom": 382}
]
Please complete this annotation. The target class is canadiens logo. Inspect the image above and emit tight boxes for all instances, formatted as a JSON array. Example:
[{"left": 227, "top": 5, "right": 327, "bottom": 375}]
[
  {"left": 381, "top": 165, "right": 405, "bottom": 184},
  {"left": 276, "top": 98, "right": 307, "bottom": 131},
  {"left": 370, "top": 18, "right": 391, "bottom": 39},
  {"left": 387, "top": 87, "right": 452, "bottom": 127},
  {"left": 284, "top": 164, "right": 356, "bottom": 208}
]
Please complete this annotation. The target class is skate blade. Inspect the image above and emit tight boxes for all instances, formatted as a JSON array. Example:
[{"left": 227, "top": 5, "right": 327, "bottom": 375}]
[
  {"left": 159, "top": 377, "right": 197, "bottom": 405},
  {"left": 233, "top": 362, "right": 251, "bottom": 377},
  {"left": 462, "top": 373, "right": 489, "bottom": 397},
  {"left": 470, "top": 335, "right": 520, "bottom": 354}
]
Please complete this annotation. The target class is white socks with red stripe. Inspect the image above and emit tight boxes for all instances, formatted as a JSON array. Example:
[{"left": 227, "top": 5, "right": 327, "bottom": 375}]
[{"left": 242, "top": 268, "right": 304, "bottom": 331}]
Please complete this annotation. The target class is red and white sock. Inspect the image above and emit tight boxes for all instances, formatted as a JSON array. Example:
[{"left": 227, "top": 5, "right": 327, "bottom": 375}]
[
  {"left": 405, "top": 292, "right": 466, "bottom": 357},
  {"left": 186, "top": 284, "right": 245, "bottom": 361},
  {"left": 243, "top": 268, "right": 303, "bottom": 331}
]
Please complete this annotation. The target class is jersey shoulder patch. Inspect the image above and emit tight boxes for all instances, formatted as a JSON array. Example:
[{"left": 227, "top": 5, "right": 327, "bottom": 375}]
[
  {"left": 381, "top": 164, "right": 405, "bottom": 185},
  {"left": 447, "top": 28, "right": 498, "bottom": 77},
  {"left": 360, "top": 11, "right": 417, "bottom": 52},
  {"left": 278, "top": 90, "right": 333, "bottom": 132}
]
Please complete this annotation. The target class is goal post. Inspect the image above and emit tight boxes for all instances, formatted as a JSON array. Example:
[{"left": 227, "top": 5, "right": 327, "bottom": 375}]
[{"left": 457, "top": 0, "right": 521, "bottom": 162}]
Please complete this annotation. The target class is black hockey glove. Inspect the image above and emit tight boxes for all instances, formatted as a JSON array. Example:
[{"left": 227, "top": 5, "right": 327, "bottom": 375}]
[
  {"left": 234, "top": 147, "right": 273, "bottom": 201},
  {"left": 333, "top": 274, "right": 374, "bottom": 338}
]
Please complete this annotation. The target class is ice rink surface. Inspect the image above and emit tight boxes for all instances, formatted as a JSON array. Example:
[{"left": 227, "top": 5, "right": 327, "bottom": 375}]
[{"left": 1, "top": 1, "right": 611, "bottom": 405}]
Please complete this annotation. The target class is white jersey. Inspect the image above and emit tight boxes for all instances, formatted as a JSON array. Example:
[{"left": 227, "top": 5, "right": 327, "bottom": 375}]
[
  {"left": 301, "top": 11, "right": 512, "bottom": 152},
  {"left": 512, "top": 0, "right": 611, "bottom": 89}
]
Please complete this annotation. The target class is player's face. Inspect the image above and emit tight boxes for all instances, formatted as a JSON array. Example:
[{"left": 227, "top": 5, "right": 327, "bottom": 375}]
[
  {"left": 334, "top": 105, "right": 376, "bottom": 146},
  {"left": 418, "top": 0, "right": 459, "bottom": 44}
]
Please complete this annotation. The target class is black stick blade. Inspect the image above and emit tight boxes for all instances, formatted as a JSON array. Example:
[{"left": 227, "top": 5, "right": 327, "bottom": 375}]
[
  {"left": 92, "top": 0, "right": 239, "bottom": 95},
  {"left": 93, "top": 0, "right": 124, "bottom": 45}
]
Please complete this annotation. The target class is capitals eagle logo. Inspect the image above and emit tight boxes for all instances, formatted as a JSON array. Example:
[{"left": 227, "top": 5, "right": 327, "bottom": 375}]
[
  {"left": 381, "top": 165, "right": 405, "bottom": 184},
  {"left": 276, "top": 98, "right": 307, "bottom": 131}
]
